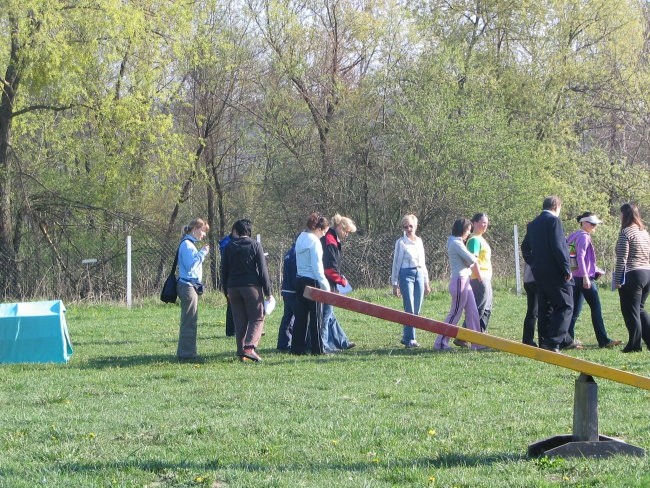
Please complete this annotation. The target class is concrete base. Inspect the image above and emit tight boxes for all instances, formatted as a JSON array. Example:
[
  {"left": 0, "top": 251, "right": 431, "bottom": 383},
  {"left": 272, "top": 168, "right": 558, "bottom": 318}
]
[
  {"left": 528, "top": 374, "right": 645, "bottom": 458},
  {"left": 528, "top": 434, "right": 645, "bottom": 458}
]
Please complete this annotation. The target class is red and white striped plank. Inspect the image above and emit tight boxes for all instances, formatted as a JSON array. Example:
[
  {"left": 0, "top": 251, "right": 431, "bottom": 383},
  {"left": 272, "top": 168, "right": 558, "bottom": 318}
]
[{"left": 303, "top": 286, "right": 650, "bottom": 391}]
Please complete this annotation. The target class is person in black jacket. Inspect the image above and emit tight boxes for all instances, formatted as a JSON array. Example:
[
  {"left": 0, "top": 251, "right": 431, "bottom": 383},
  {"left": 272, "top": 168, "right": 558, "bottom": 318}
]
[
  {"left": 222, "top": 219, "right": 273, "bottom": 362},
  {"left": 521, "top": 196, "right": 576, "bottom": 352}
]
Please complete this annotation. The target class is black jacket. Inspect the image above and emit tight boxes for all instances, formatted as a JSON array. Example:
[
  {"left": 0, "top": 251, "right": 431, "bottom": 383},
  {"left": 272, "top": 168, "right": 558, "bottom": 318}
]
[{"left": 222, "top": 237, "right": 272, "bottom": 297}]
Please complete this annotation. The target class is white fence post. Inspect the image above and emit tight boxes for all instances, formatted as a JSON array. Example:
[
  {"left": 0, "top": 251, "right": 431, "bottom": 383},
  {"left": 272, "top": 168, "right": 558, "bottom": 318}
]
[
  {"left": 514, "top": 225, "right": 521, "bottom": 296},
  {"left": 126, "top": 235, "right": 132, "bottom": 309}
]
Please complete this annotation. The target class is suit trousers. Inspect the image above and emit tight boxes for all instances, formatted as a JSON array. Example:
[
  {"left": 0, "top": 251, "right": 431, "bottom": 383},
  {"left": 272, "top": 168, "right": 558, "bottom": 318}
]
[
  {"left": 522, "top": 281, "right": 538, "bottom": 345},
  {"left": 536, "top": 278, "right": 573, "bottom": 350}
]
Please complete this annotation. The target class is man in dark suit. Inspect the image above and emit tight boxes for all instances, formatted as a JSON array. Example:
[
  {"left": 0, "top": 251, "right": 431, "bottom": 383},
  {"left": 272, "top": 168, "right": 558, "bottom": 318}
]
[{"left": 521, "top": 196, "right": 577, "bottom": 352}]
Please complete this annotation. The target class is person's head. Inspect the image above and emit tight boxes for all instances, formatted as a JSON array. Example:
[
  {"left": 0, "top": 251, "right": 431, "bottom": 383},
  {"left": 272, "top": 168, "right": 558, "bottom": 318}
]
[
  {"left": 305, "top": 212, "right": 329, "bottom": 237},
  {"left": 620, "top": 203, "right": 645, "bottom": 230},
  {"left": 233, "top": 218, "right": 252, "bottom": 238},
  {"left": 542, "top": 196, "right": 562, "bottom": 216},
  {"left": 331, "top": 213, "right": 357, "bottom": 240},
  {"left": 471, "top": 213, "right": 489, "bottom": 235},
  {"left": 576, "top": 211, "right": 602, "bottom": 233},
  {"left": 452, "top": 218, "right": 472, "bottom": 239},
  {"left": 401, "top": 214, "right": 418, "bottom": 236},
  {"left": 183, "top": 218, "right": 209, "bottom": 240}
]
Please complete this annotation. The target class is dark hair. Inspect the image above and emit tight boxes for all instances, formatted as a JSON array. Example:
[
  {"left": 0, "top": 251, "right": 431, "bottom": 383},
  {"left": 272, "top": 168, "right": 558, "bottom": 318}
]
[
  {"left": 576, "top": 211, "right": 594, "bottom": 223},
  {"left": 620, "top": 203, "right": 645, "bottom": 230},
  {"left": 305, "top": 212, "right": 329, "bottom": 231},
  {"left": 542, "top": 196, "right": 561, "bottom": 211},
  {"left": 471, "top": 213, "right": 487, "bottom": 223},
  {"left": 233, "top": 218, "right": 252, "bottom": 237},
  {"left": 451, "top": 218, "right": 472, "bottom": 237}
]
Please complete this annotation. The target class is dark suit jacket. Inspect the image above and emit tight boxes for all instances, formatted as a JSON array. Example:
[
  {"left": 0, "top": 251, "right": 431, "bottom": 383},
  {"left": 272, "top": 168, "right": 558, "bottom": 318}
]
[{"left": 521, "top": 211, "right": 570, "bottom": 285}]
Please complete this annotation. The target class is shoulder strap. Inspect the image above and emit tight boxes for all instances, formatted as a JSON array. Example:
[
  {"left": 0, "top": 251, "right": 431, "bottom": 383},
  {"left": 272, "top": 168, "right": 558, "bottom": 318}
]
[{"left": 169, "top": 237, "right": 194, "bottom": 277}]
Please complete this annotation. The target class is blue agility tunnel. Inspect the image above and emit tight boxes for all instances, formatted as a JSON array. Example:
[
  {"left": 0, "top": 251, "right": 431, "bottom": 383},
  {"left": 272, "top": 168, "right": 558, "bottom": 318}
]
[{"left": 0, "top": 300, "right": 73, "bottom": 364}]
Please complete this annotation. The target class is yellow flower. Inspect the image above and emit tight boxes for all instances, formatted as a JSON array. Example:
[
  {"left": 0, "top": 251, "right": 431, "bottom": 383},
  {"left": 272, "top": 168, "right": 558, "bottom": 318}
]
[
  {"left": 88, "top": 432, "right": 96, "bottom": 439},
  {"left": 428, "top": 475, "right": 436, "bottom": 483},
  {"left": 194, "top": 475, "right": 204, "bottom": 483},
  {"left": 331, "top": 440, "right": 339, "bottom": 445},
  {"left": 428, "top": 429, "right": 436, "bottom": 436}
]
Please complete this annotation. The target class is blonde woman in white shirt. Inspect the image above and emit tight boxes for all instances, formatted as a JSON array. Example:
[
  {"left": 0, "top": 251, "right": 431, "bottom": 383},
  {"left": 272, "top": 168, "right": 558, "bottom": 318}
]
[{"left": 391, "top": 214, "right": 431, "bottom": 347}]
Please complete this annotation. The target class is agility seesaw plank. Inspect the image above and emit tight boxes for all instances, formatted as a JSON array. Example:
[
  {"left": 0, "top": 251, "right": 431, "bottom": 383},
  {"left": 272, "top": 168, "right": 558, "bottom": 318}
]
[{"left": 304, "top": 286, "right": 650, "bottom": 391}]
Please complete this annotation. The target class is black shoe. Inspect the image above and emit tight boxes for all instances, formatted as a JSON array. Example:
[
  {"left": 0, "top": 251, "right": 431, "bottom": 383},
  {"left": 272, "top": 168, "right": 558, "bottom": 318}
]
[
  {"left": 344, "top": 342, "right": 356, "bottom": 350},
  {"left": 622, "top": 347, "right": 642, "bottom": 353},
  {"left": 540, "top": 344, "right": 561, "bottom": 353}
]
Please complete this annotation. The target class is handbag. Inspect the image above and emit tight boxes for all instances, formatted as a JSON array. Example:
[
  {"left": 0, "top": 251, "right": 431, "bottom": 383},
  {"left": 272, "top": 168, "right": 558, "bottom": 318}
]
[
  {"left": 160, "top": 273, "right": 178, "bottom": 303},
  {"left": 160, "top": 237, "right": 192, "bottom": 303}
]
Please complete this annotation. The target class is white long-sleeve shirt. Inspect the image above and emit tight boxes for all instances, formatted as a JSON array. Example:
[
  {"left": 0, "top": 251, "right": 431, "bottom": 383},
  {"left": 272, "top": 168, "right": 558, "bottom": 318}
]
[
  {"left": 295, "top": 231, "right": 330, "bottom": 291},
  {"left": 390, "top": 235, "right": 429, "bottom": 285}
]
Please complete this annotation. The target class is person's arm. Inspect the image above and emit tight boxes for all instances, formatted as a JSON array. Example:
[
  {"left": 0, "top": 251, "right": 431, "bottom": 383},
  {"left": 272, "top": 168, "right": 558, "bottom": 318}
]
[
  {"left": 322, "top": 233, "right": 346, "bottom": 286},
  {"left": 418, "top": 237, "right": 431, "bottom": 295},
  {"left": 521, "top": 228, "right": 533, "bottom": 265},
  {"left": 460, "top": 244, "right": 481, "bottom": 281},
  {"left": 255, "top": 242, "right": 272, "bottom": 297},
  {"left": 220, "top": 244, "right": 229, "bottom": 297},
  {"left": 613, "top": 231, "right": 629, "bottom": 287},
  {"left": 575, "top": 234, "right": 591, "bottom": 288},
  {"left": 310, "top": 237, "right": 330, "bottom": 292},
  {"left": 391, "top": 239, "right": 403, "bottom": 296},
  {"left": 551, "top": 218, "right": 571, "bottom": 280}
]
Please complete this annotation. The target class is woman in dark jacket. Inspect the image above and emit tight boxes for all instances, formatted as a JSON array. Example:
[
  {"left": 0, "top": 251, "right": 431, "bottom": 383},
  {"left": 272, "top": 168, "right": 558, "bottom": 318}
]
[{"left": 222, "top": 219, "right": 273, "bottom": 362}]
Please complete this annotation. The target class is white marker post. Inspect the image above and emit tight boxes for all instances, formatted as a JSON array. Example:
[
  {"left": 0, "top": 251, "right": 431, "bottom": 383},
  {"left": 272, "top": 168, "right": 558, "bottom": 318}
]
[{"left": 126, "top": 236, "right": 132, "bottom": 309}]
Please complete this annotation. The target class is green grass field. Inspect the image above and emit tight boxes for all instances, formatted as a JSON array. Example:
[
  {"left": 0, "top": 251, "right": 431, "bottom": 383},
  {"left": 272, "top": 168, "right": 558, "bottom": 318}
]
[{"left": 2, "top": 286, "right": 650, "bottom": 487}]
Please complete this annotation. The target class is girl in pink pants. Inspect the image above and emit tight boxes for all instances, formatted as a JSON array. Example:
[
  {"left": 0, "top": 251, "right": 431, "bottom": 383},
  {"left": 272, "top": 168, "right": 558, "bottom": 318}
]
[{"left": 434, "top": 218, "right": 486, "bottom": 351}]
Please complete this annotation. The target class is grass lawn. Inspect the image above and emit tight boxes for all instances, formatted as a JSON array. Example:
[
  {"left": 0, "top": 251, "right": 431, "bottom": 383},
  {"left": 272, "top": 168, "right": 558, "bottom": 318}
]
[{"left": 1, "top": 285, "right": 650, "bottom": 487}]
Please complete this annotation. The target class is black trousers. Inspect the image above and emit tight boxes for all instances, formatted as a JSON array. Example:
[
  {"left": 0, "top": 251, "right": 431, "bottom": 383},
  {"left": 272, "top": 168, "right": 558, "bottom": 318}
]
[
  {"left": 536, "top": 278, "right": 573, "bottom": 349},
  {"left": 522, "top": 281, "right": 538, "bottom": 345},
  {"left": 291, "top": 277, "right": 324, "bottom": 355},
  {"left": 618, "top": 269, "right": 650, "bottom": 351}
]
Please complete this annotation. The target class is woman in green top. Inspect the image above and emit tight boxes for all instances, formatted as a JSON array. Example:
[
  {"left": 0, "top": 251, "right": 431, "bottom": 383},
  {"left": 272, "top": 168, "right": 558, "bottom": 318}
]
[{"left": 466, "top": 213, "right": 492, "bottom": 332}]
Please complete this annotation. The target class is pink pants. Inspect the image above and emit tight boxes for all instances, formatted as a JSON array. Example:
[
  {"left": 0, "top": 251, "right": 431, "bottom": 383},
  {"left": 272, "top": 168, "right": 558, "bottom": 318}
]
[{"left": 434, "top": 275, "right": 482, "bottom": 349}]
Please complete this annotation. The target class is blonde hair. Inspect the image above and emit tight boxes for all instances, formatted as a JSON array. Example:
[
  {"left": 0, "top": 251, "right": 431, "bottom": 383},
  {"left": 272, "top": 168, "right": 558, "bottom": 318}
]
[
  {"left": 182, "top": 218, "right": 209, "bottom": 236},
  {"left": 401, "top": 214, "right": 417, "bottom": 228},
  {"left": 331, "top": 213, "right": 357, "bottom": 233}
]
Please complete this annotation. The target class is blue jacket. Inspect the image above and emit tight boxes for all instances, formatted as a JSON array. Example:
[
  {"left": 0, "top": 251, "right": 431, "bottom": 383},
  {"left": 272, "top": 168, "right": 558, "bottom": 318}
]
[{"left": 281, "top": 244, "right": 297, "bottom": 295}]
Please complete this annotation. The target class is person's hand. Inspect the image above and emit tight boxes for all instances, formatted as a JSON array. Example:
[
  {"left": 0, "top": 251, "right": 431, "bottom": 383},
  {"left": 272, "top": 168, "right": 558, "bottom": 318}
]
[
  {"left": 341, "top": 277, "right": 348, "bottom": 287},
  {"left": 393, "top": 285, "right": 400, "bottom": 298},
  {"left": 424, "top": 282, "right": 431, "bottom": 296},
  {"left": 582, "top": 278, "right": 591, "bottom": 289},
  {"left": 565, "top": 273, "right": 572, "bottom": 281},
  {"left": 203, "top": 244, "right": 210, "bottom": 253}
]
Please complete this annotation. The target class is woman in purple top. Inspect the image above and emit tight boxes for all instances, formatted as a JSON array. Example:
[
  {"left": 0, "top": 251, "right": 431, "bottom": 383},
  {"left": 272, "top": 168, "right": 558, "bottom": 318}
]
[
  {"left": 566, "top": 212, "right": 621, "bottom": 348},
  {"left": 433, "top": 218, "right": 487, "bottom": 351}
]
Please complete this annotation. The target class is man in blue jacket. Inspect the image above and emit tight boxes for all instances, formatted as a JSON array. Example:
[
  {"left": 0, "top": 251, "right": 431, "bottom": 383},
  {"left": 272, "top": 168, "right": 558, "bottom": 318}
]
[{"left": 521, "top": 196, "right": 577, "bottom": 352}]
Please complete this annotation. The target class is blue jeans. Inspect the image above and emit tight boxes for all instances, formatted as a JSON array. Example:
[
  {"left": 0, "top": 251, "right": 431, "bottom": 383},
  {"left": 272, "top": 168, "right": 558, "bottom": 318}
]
[
  {"left": 569, "top": 277, "right": 611, "bottom": 347},
  {"left": 398, "top": 267, "right": 425, "bottom": 342},
  {"left": 321, "top": 303, "right": 351, "bottom": 351},
  {"left": 277, "top": 292, "right": 295, "bottom": 350}
]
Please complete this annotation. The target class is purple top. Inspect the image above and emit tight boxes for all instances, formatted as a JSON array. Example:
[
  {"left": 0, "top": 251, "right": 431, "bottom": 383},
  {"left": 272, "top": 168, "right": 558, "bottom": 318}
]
[{"left": 567, "top": 229, "right": 601, "bottom": 278}]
